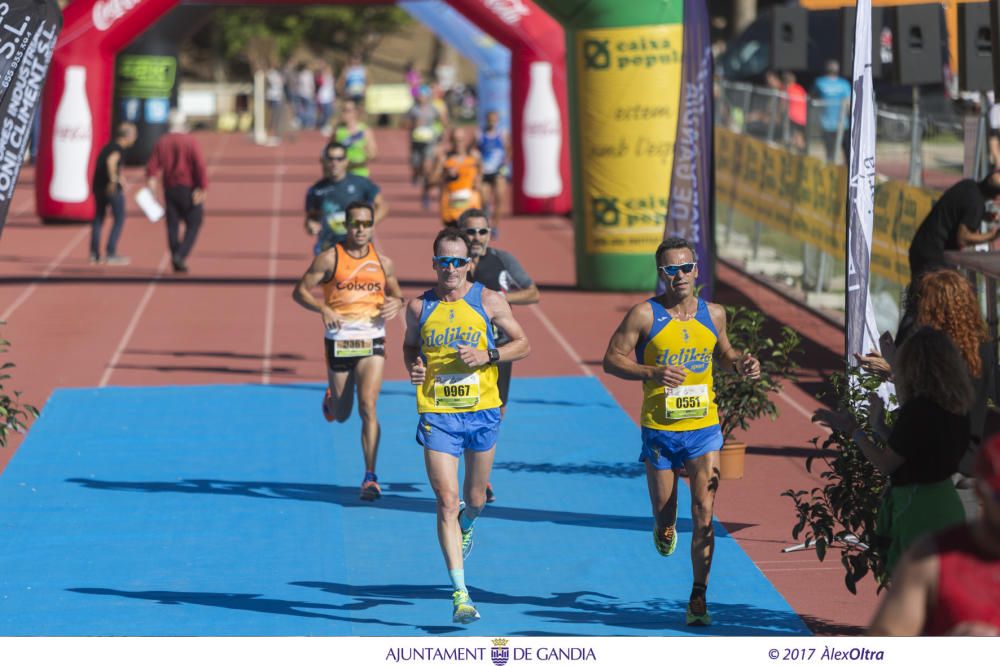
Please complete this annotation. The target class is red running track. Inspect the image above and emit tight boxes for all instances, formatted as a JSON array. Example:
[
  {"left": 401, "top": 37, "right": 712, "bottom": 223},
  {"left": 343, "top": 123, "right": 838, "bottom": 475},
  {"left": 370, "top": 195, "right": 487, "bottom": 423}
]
[{"left": 0, "top": 128, "right": 874, "bottom": 634}]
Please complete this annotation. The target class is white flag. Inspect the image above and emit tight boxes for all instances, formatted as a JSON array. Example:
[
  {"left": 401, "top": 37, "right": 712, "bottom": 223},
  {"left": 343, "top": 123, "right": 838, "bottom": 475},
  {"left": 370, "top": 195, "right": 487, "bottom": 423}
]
[{"left": 846, "top": 0, "right": 881, "bottom": 367}]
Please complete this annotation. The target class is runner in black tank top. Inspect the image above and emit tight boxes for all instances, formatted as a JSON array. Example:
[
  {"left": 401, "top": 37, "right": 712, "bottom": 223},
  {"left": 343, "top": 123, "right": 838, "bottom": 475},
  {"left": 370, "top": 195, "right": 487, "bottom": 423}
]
[{"left": 458, "top": 208, "right": 540, "bottom": 504}]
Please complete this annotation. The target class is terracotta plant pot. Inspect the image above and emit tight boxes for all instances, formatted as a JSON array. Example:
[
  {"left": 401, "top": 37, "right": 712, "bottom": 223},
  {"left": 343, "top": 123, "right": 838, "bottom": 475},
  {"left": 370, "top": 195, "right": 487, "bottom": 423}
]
[{"left": 720, "top": 441, "right": 747, "bottom": 480}]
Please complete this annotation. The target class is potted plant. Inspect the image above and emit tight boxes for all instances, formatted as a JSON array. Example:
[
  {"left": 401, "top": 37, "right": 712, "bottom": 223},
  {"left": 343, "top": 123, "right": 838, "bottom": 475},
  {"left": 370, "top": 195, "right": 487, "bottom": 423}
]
[{"left": 713, "top": 305, "right": 802, "bottom": 479}]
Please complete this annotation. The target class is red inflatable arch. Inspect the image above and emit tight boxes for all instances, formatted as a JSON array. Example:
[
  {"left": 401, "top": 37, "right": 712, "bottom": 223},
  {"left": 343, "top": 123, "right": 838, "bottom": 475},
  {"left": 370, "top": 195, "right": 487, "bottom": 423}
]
[{"left": 36, "top": 0, "right": 571, "bottom": 222}]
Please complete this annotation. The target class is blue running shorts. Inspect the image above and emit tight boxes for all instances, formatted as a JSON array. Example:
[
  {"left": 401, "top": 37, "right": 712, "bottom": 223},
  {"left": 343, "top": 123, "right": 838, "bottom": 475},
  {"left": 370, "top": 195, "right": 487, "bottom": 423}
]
[
  {"left": 416, "top": 408, "right": 502, "bottom": 458},
  {"left": 640, "top": 424, "right": 723, "bottom": 470}
]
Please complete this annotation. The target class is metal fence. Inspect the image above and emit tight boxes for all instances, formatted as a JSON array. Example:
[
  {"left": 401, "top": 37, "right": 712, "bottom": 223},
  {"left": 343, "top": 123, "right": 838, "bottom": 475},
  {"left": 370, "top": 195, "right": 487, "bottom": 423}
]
[{"left": 712, "top": 79, "right": 964, "bottom": 334}]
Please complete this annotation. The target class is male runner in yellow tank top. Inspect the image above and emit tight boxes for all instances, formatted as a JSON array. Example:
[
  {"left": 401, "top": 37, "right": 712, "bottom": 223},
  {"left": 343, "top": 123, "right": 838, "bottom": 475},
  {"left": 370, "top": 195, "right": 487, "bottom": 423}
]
[
  {"left": 403, "top": 227, "right": 530, "bottom": 624},
  {"left": 602, "top": 237, "right": 761, "bottom": 627},
  {"left": 293, "top": 201, "right": 404, "bottom": 500}
]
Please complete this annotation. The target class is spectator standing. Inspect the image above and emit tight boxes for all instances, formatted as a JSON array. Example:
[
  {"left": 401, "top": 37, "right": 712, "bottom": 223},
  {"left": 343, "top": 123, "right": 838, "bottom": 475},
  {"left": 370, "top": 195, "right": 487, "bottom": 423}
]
[
  {"left": 868, "top": 433, "right": 1000, "bottom": 635},
  {"left": 859, "top": 270, "right": 992, "bottom": 479},
  {"left": 405, "top": 60, "right": 422, "bottom": 99},
  {"left": 295, "top": 63, "right": 316, "bottom": 129},
  {"left": 316, "top": 63, "right": 336, "bottom": 134},
  {"left": 782, "top": 71, "right": 807, "bottom": 153},
  {"left": 907, "top": 171, "right": 1000, "bottom": 280},
  {"left": 811, "top": 59, "right": 852, "bottom": 163},
  {"left": 818, "top": 327, "right": 973, "bottom": 579},
  {"left": 265, "top": 65, "right": 285, "bottom": 142},
  {"left": 339, "top": 55, "right": 367, "bottom": 107},
  {"left": 146, "top": 110, "right": 208, "bottom": 274},
  {"left": 90, "top": 122, "right": 137, "bottom": 265}
]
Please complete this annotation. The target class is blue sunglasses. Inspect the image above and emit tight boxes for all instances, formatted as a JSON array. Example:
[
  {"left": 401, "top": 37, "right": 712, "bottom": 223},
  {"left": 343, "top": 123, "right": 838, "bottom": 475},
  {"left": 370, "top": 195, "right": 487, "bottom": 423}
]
[
  {"left": 659, "top": 263, "right": 696, "bottom": 277},
  {"left": 434, "top": 255, "right": 472, "bottom": 269}
]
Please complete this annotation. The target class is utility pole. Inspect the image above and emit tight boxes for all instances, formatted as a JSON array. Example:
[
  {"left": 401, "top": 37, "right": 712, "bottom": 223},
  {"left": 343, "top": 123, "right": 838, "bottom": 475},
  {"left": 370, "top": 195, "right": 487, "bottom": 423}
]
[{"left": 733, "top": 0, "right": 758, "bottom": 34}]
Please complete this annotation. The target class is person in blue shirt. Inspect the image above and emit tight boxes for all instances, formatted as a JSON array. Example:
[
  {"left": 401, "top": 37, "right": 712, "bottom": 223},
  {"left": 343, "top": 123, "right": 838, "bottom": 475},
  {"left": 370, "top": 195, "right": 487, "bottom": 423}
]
[
  {"left": 811, "top": 59, "right": 852, "bottom": 164},
  {"left": 476, "top": 110, "right": 510, "bottom": 238},
  {"left": 305, "top": 142, "right": 388, "bottom": 255}
]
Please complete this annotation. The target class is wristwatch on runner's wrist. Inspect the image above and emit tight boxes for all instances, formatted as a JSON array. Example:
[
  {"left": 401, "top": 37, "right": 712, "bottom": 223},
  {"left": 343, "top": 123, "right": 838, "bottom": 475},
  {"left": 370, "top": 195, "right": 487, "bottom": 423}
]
[{"left": 487, "top": 348, "right": 500, "bottom": 364}]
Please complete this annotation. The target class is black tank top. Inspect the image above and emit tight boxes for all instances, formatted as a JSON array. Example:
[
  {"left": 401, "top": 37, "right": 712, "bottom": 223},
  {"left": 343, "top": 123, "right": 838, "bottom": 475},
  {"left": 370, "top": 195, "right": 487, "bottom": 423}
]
[{"left": 470, "top": 250, "right": 509, "bottom": 345}]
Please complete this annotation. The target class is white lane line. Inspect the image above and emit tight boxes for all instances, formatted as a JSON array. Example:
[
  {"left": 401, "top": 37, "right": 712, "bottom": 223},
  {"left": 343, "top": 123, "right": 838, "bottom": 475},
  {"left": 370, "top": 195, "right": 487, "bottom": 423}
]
[
  {"left": 775, "top": 388, "right": 831, "bottom": 435},
  {"left": 0, "top": 227, "right": 89, "bottom": 322},
  {"left": 99, "top": 254, "right": 171, "bottom": 387},
  {"left": 261, "top": 162, "right": 286, "bottom": 384},
  {"left": 528, "top": 303, "right": 594, "bottom": 377}
]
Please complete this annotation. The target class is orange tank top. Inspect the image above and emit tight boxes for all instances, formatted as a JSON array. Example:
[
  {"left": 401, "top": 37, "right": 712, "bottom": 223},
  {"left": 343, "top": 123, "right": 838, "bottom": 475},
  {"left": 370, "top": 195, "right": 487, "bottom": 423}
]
[
  {"left": 440, "top": 153, "right": 482, "bottom": 223},
  {"left": 322, "top": 243, "right": 387, "bottom": 341}
]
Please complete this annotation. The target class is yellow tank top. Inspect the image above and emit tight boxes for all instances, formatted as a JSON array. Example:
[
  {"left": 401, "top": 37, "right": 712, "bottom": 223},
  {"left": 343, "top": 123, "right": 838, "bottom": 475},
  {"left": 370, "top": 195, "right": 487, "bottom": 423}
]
[
  {"left": 639, "top": 298, "right": 720, "bottom": 431},
  {"left": 321, "top": 243, "right": 386, "bottom": 341},
  {"left": 440, "top": 153, "right": 482, "bottom": 223},
  {"left": 416, "top": 282, "right": 501, "bottom": 413}
]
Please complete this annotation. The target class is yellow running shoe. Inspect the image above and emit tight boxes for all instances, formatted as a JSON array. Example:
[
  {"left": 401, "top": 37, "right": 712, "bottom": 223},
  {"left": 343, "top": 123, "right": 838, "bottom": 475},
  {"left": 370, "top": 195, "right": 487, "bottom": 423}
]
[
  {"left": 452, "top": 589, "right": 480, "bottom": 624},
  {"left": 653, "top": 525, "right": 677, "bottom": 557}
]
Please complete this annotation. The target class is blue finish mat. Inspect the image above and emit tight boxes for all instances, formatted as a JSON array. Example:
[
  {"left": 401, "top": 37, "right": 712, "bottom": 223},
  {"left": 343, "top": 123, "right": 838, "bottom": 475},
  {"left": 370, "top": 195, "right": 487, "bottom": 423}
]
[{"left": 0, "top": 377, "right": 810, "bottom": 636}]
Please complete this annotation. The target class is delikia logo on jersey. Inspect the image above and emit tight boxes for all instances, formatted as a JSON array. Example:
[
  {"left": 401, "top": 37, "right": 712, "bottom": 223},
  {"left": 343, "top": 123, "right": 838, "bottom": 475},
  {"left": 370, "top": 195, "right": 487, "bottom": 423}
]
[
  {"left": 657, "top": 347, "right": 711, "bottom": 372},
  {"left": 423, "top": 326, "right": 482, "bottom": 348}
]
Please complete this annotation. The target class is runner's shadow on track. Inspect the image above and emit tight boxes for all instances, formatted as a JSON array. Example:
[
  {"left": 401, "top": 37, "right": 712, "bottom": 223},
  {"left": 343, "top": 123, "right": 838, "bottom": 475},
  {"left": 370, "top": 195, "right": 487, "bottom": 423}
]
[
  {"left": 294, "top": 582, "right": 806, "bottom": 636},
  {"left": 493, "top": 461, "right": 644, "bottom": 479},
  {"left": 111, "top": 363, "right": 297, "bottom": 376},
  {"left": 64, "top": 477, "right": 685, "bottom": 533},
  {"left": 125, "top": 349, "right": 306, "bottom": 361},
  {"left": 506, "top": 397, "right": 617, "bottom": 409},
  {"left": 520, "top": 596, "right": 809, "bottom": 636},
  {"left": 65, "top": 587, "right": 462, "bottom": 633}
]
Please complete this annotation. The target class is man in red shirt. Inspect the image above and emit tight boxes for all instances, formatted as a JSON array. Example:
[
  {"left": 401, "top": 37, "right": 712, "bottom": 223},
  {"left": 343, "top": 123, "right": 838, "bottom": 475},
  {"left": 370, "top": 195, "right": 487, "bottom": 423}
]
[
  {"left": 146, "top": 110, "right": 208, "bottom": 273},
  {"left": 869, "top": 433, "right": 1000, "bottom": 635}
]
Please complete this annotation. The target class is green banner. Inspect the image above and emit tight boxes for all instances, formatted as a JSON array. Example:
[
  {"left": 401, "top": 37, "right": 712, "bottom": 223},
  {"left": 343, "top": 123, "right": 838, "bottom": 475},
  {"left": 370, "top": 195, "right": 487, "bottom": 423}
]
[{"left": 117, "top": 55, "right": 176, "bottom": 99}]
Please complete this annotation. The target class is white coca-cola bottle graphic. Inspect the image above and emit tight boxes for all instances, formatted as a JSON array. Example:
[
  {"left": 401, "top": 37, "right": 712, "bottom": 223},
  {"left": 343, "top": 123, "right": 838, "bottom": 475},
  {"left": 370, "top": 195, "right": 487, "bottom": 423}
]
[
  {"left": 49, "top": 66, "right": 93, "bottom": 203},
  {"left": 522, "top": 61, "right": 562, "bottom": 198}
]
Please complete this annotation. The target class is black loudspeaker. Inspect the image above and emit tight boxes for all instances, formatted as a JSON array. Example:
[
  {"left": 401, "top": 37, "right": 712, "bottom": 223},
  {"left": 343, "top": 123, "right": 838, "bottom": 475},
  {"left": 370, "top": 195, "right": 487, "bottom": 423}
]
[
  {"left": 892, "top": 4, "right": 944, "bottom": 85},
  {"left": 958, "top": 3, "right": 993, "bottom": 91},
  {"left": 771, "top": 6, "right": 807, "bottom": 71},
  {"left": 841, "top": 7, "right": 885, "bottom": 79}
]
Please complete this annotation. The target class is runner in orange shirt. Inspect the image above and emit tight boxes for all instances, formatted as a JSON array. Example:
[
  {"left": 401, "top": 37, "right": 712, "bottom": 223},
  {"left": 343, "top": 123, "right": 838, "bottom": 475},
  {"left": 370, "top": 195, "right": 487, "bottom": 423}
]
[
  {"left": 293, "top": 201, "right": 404, "bottom": 501},
  {"left": 431, "top": 126, "right": 483, "bottom": 227}
]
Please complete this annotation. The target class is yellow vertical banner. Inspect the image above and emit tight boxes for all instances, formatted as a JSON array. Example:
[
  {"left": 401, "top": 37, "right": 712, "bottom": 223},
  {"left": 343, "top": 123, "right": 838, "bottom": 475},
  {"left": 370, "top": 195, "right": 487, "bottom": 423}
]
[{"left": 576, "top": 25, "right": 683, "bottom": 255}]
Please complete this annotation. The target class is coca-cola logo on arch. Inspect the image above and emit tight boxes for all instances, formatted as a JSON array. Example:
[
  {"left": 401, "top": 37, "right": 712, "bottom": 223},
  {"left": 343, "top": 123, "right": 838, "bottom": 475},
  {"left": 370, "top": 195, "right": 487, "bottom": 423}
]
[
  {"left": 92, "top": 0, "right": 142, "bottom": 31},
  {"left": 482, "top": 0, "right": 529, "bottom": 26}
]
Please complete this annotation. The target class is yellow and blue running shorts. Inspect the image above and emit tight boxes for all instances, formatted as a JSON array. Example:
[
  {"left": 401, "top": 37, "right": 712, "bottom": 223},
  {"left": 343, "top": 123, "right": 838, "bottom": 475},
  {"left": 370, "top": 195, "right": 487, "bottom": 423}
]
[
  {"left": 640, "top": 424, "right": 723, "bottom": 470},
  {"left": 416, "top": 408, "right": 502, "bottom": 457}
]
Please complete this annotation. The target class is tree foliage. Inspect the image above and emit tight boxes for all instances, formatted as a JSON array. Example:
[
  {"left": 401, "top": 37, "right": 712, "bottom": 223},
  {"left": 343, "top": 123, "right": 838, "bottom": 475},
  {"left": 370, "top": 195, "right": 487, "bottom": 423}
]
[
  {"left": 782, "top": 368, "right": 893, "bottom": 594},
  {"left": 209, "top": 7, "right": 413, "bottom": 72},
  {"left": 0, "top": 331, "right": 37, "bottom": 449},
  {"left": 713, "top": 306, "right": 802, "bottom": 443}
]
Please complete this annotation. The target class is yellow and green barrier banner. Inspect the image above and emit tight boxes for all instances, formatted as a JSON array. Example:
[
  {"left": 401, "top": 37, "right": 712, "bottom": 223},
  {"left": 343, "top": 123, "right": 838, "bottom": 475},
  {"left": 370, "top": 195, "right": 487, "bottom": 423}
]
[
  {"left": 576, "top": 25, "right": 682, "bottom": 259},
  {"left": 715, "top": 127, "right": 937, "bottom": 286}
]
